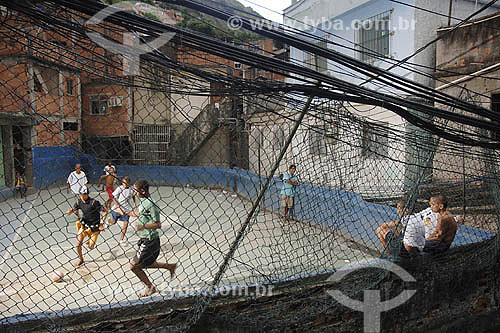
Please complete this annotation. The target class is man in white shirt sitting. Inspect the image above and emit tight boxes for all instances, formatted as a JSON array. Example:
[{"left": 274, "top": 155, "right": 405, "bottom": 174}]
[{"left": 377, "top": 198, "right": 461, "bottom": 257}]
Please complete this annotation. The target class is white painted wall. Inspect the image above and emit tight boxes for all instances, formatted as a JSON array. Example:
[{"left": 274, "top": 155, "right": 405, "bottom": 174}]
[{"left": 280, "top": 0, "right": 500, "bottom": 195}]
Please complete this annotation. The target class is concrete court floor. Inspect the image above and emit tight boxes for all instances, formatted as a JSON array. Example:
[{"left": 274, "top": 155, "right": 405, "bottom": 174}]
[{"left": 0, "top": 184, "right": 373, "bottom": 324}]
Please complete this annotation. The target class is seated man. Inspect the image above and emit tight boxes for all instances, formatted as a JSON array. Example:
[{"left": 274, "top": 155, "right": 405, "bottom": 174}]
[
  {"left": 376, "top": 199, "right": 435, "bottom": 249},
  {"left": 400, "top": 213, "right": 426, "bottom": 257},
  {"left": 377, "top": 196, "right": 460, "bottom": 256},
  {"left": 424, "top": 194, "right": 458, "bottom": 254},
  {"left": 14, "top": 171, "right": 27, "bottom": 198},
  {"left": 376, "top": 199, "right": 405, "bottom": 251}
]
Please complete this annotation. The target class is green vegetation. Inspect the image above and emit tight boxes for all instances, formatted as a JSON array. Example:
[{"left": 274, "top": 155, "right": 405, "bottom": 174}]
[
  {"left": 142, "top": 12, "right": 161, "bottom": 22},
  {"left": 102, "top": 0, "right": 261, "bottom": 42}
]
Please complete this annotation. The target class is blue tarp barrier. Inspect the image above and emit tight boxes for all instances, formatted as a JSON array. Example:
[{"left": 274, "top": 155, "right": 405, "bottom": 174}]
[{"left": 31, "top": 148, "right": 496, "bottom": 250}]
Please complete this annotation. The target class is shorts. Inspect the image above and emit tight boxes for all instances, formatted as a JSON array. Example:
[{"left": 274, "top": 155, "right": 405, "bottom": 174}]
[
  {"left": 384, "top": 231, "right": 403, "bottom": 254},
  {"left": 423, "top": 241, "right": 450, "bottom": 254},
  {"left": 399, "top": 242, "right": 420, "bottom": 258},
  {"left": 111, "top": 210, "right": 130, "bottom": 223},
  {"left": 384, "top": 230, "right": 396, "bottom": 243},
  {"left": 15, "top": 184, "right": 25, "bottom": 191},
  {"left": 105, "top": 186, "right": 115, "bottom": 199},
  {"left": 281, "top": 195, "right": 294, "bottom": 209},
  {"left": 133, "top": 237, "right": 160, "bottom": 268},
  {"left": 76, "top": 220, "right": 100, "bottom": 248}
]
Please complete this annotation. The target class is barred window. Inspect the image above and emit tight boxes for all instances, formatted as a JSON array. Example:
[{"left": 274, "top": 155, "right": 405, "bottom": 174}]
[
  {"left": 355, "top": 10, "right": 392, "bottom": 64},
  {"left": 133, "top": 124, "right": 170, "bottom": 165},
  {"left": 304, "top": 51, "right": 314, "bottom": 70},
  {"left": 315, "top": 39, "right": 328, "bottom": 73},
  {"left": 66, "top": 78, "right": 74, "bottom": 96},
  {"left": 362, "top": 122, "right": 389, "bottom": 158},
  {"left": 304, "top": 39, "right": 328, "bottom": 72}
]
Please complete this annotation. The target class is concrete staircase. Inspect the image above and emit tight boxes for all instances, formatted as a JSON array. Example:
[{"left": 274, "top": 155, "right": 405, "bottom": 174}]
[{"left": 167, "top": 99, "right": 233, "bottom": 165}]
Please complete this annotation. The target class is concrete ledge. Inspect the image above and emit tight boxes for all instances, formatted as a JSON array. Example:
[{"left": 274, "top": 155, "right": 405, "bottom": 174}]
[
  {"left": 0, "top": 186, "right": 14, "bottom": 202},
  {"left": 3, "top": 239, "right": 498, "bottom": 332}
]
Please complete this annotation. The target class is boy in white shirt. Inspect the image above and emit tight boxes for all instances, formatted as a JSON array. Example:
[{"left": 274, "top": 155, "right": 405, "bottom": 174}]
[
  {"left": 67, "top": 164, "right": 88, "bottom": 196},
  {"left": 108, "top": 176, "right": 136, "bottom": 243}
]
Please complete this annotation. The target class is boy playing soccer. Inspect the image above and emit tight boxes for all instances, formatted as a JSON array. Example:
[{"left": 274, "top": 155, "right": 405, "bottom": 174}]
[
  {"left": 109, "top": 176, "right": 136, "bottom": 244},
  {"left": 101, "top": 167, "right": 117, "bottom": 210},
  {"left": 127, "top": 179, "right": 176, "bottom": 297},
  {"left": 66, "top": 187, "right": 107, "bottom": 267}
]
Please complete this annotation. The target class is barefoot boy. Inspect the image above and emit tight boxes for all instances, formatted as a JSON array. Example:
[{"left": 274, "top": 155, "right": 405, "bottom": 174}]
[
  {"left": 101, "top": 167, "right": 117, "bottom": 210},
  {"left": 66, "top": 186, "right": 107, "bottom": 267},
  {"left": 424, "top": 194, "right": 458, "bottom": 254},
  {"left": 97, "top": 162, "right": 117, "bottom": 188},
  {"left": 127, "top": 179, "right": 176, "bottom": 297},
  {"left": 109, "top": 176, "right": 136, "bottom": 243}
]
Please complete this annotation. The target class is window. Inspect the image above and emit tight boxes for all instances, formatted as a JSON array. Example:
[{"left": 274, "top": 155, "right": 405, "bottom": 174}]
[
  {"left": 66, "top": 78, "right": 74, "bottom": 95},
  {"left": 273, "top": 126, "right": 285, "bottom": 151},
  {"left": 355, "top": 10, "right": 392, "bottom": 64},
  {"left": 133, "top": 124, "right": 170, "bottom": 165},
  {"left": 362, "top": 122, "right": 389, "bottom": 158},
  {"left": 63, "top": 122, "right": 78, "bottom": 131},
  {"left": 310, "top": 123, "right": 339, "bottom": 156},
  {"left": 315, "top": 39, "right": 328, "bottom": 73},
  {"left": 35, "top": 66, "right": 58, "bottom": 95},
  {"left": 248, "top": 44, "right": 259, "bottom": 53},
  {"left": 273, "top": 39, "right": 284, "bottom": 50},
  {"left": 304, "top": 51, "right": 314, "bottom": 70},
  {"left": 253, "top": 127, "right": 265, "bottom": 150},
  {"left": 492, "top": 93, "right": 500, "bottom": 141},
  {"left": 90, "top": 96, "right": 108, "bottom": 115},
  {"left": 304, "top": 39, "right": 328, "bottom": 72},
  {"left": 34, "top": 74, "right": 44, "bottom": 93}
]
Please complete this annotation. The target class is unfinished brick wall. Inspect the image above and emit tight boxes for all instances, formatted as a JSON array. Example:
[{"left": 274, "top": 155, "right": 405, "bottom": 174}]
[{"left": 81, "top": 84, "right": 129, "bottom": 137}]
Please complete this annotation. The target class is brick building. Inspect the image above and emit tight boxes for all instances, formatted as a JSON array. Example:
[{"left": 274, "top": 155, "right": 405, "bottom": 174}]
[
  {"left": 0, "top": 2, "right": 290, "bottom": 193},
  {"left": 0, "top": 8, "right": 82, "bottom": 190},
  {"left": 173, "top": 39, "right": 288, "bottom": 168}
]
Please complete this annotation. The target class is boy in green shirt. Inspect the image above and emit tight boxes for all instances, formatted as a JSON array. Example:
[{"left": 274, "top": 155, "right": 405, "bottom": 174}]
[{"left": 127, "top": 179, "right": 177, "bottom": 297}]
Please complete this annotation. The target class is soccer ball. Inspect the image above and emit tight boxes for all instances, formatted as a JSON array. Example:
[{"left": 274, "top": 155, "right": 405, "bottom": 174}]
[{"left": 51, "top": 270, "right": 65, "bottom": 283}]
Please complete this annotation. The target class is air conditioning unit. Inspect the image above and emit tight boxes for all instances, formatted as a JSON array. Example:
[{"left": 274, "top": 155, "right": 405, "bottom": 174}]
[
  {"left": 234, "top": 62, "right": 242, "bottom": 69},
  {"left": 107, "top": 96, "right": 124, "bottom": 107}
]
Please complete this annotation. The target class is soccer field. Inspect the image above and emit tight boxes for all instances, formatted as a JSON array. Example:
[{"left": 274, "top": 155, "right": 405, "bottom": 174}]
[{"left": 0, "top": 185, "right": 373, "bottom": 324}]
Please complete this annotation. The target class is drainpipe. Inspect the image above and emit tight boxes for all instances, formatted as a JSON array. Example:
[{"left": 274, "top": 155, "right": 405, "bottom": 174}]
[{"left": 448, "top": 0, "right": 453, "bottom": 26}]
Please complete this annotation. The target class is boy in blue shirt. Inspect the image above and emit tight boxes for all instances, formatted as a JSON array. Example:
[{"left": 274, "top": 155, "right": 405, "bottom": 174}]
[{"left": 280, "top": 165, "right": 299, "bottom": 219}]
